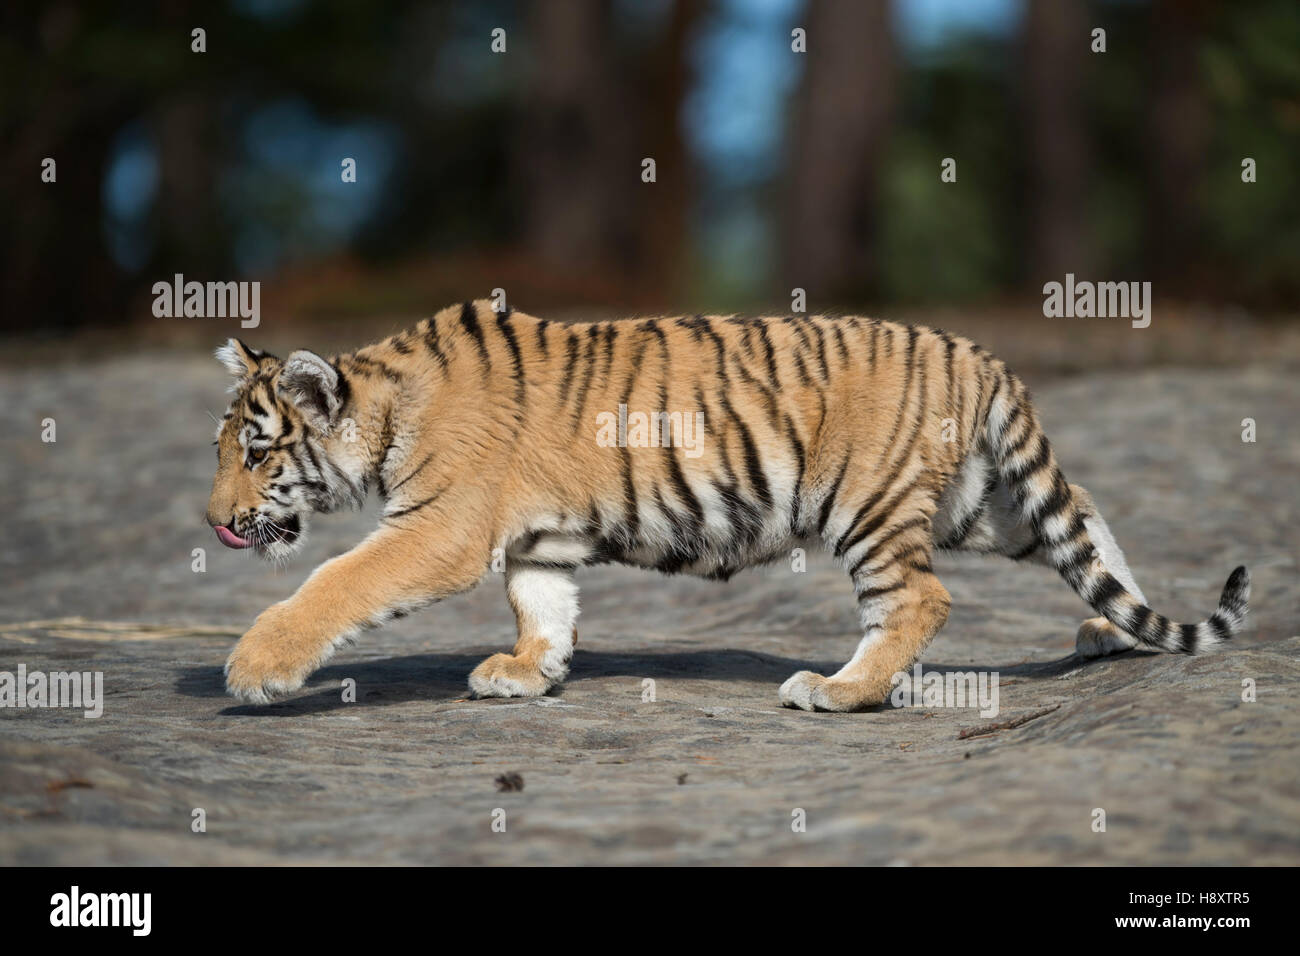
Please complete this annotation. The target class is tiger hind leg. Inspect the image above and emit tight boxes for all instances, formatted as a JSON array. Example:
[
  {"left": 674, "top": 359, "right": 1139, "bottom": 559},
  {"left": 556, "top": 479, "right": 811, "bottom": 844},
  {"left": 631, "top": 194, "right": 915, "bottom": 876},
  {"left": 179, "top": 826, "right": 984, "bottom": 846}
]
[
  {"left": 469, "top": 564, "right": 579, "bottom": 698},
  {"left": 781, "top": 522, "right": 951, "bottom": 712}
]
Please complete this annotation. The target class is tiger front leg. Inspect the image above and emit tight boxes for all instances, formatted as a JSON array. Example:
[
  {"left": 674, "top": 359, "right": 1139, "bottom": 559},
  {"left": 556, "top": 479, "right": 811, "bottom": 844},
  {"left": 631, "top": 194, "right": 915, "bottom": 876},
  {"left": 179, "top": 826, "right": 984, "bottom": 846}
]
[
  {"left": 469, "top": 564, "right": 579, "bottom": 698},
  {"left": 225, "top": 523, "right": 490, "bottom": 703}
]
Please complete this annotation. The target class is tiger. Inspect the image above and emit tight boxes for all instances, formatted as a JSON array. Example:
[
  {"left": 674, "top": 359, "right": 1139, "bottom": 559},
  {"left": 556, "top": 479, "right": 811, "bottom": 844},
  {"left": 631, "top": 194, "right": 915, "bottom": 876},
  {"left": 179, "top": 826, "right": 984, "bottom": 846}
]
[{"left": 206, "top": 299, "right": 1250, "bottom": 710}]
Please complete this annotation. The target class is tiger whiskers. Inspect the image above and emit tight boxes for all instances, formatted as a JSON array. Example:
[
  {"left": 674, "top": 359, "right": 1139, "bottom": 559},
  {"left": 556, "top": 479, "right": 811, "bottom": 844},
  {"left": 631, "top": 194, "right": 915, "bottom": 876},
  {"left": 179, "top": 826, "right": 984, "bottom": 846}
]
[{"left": 257, "top": 517, "right": 300, "bottom": 569}]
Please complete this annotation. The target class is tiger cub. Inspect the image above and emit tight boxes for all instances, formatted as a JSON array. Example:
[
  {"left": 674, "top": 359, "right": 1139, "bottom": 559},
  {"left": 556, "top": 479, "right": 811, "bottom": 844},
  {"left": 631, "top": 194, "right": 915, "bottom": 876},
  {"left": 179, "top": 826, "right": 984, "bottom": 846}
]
[{"left": 207, "top": 300, "right": 1250, "bottom": 710}]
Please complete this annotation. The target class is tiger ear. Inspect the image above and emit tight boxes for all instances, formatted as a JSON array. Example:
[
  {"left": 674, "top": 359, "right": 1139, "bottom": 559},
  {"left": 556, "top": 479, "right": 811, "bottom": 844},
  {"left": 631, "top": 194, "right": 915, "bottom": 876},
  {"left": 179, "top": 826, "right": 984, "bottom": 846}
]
[
  {"left": 215, "top": 338, "right": 262, "bottom": 379},
  {"left": 277, "top": 350, "right": 344, "bottom": 433}
]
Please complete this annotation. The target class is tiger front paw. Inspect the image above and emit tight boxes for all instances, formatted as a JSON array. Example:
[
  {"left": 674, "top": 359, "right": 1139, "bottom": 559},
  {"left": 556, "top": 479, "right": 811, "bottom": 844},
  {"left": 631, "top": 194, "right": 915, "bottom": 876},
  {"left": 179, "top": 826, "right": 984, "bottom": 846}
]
[
  {"left": 224, "top": 608, "right": 315, "bottom": 703},
  {"left": 468, "top": 653, "right": 553, "bottom": 699},
  {"left": 779, "top": 670, "right": 888, "bottom": 712}
]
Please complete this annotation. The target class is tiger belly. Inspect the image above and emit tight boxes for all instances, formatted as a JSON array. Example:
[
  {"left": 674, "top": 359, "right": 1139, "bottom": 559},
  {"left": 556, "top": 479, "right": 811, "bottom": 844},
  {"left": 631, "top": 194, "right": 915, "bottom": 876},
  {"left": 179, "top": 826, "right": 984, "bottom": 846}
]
[{"left": 507, "top": 503, "right": 802, "bottom": 581}]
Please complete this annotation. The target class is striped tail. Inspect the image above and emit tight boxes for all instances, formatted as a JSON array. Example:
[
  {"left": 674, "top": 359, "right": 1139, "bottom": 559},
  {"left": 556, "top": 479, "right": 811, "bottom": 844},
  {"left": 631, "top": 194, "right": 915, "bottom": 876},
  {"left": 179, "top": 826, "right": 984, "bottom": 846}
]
[{"left": 983, "top": 365, "right": 1250, "bottom": 653}]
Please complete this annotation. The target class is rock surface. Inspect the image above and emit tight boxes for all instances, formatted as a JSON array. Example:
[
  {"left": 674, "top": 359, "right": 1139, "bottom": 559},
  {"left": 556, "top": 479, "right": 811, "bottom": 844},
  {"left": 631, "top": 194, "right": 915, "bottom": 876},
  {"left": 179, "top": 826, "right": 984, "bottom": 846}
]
[{"left": 1, "top": 355, "right": 1297, "bottom": 864}]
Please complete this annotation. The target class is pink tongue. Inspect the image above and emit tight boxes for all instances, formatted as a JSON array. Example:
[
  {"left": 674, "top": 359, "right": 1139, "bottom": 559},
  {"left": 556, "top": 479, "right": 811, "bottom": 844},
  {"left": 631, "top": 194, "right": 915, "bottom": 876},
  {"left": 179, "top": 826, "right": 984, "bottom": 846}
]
[{"left": 215, "top": 525, "right": 253, "bottom": 549}]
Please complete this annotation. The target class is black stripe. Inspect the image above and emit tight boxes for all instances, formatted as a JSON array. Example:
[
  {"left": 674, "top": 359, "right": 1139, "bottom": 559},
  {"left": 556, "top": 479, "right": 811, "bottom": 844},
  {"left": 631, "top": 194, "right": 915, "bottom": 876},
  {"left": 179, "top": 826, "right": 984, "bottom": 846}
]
[
  {"left": 834, "top": 339, "right": 928, "bottom": 556},
  {"left": 731, "top": 352, "right": 781, "bottom": 429},
  {"left": 737, "top": 323, "right": 757, "bottom": 360},
  {"left": 792, "top": 350, "right": 814, "bottom": 387},
  {"left": 984, "top": 372, "right": 1003, "bottom": 424},
  {"left": 786, "top": 315, "right": 814, "bottom": 358},
  {"left": 1088, "top": 573, "right": 1126, "bottom": 607},
  {"left": 831, "top": 323, "right": 849, "bottom": 365},
  {"left": 855, "top": 581, "right": 905, "bottom": 602},
  {"left": 817, "top": 457, "right": 851, "bottom": 533},
  {"left": 387, "top": 451, "right": 435, "bottom": 495},
  {"left": 423, "top": 318, "right": 450, "bottom": 370},
  {"left": 302, "top": 436, "right": 324, "bottom": 478},
  {"left": 643, "top": 318, "right": 669, "bottom": 378},
  {"left": 665, "top": 458, "right": 705, "bottom": 527},
  {"left": 496, "top": 309, "right": 526, "bottom": 405},
  {"left": 1129, "top": 604, "right": 1154, "bottom": 642},
  {"left": 803, "top": 318, "right": 830, "bottom": 382},
  {"left": 875, "top": 327, "right": 918, "bottom": 456},
  {"left": 515, "top": 560, "right": 580, "bottom": 572},
  {"left": 1007, "top": 541, "right": 1039, "bottom": 561},
  {"left": 698, "top": 387, "right": 763, "bottom": 554},
  {"left": 891, "top": 543, "right": 933, "bottom": 572},
  {"left": 386, "top": 489, "right": 445, "bottom": 521},
  {"left": 1005, "top": 436, "right": 1051, "bottom": 486},
  {"left": 599, "top": 323, "right": 619, "bottom": 381},
  {"left": 863, "top": 515, "right": 930, "bottom": 563},
  {"left": 1054, "top": 539, "right": 1093, "bottom": 578},
  {"left": 347, "top": 354, "right": 404, "bottom": 383},
  {"left": 569, "top": 327, "right": 600, "bottom": 430},
  {"left": 997, "top": 397, "right": 1024, "bottom": 443},
  {"left": 679, "top": 316, "right": 729, "bottom": 380},
  {"left": 940, "top": 465, "right": 999, "bottom": 549},
  {"left": 865, "top": 321, "right": 880, "bottom": 370},
  {"left": 1003, "top": 419, "right": 1038, "bottom": 460},
  {"left": 1032, "top": 476, "right": 1074, "bottom": 529},
  {"left": 784, "top": 416, "right": 806, "bottom": 531},
  {"left": 754, "top": 321, "right": 780, "bottom": 387},
  {"left": 459, "top": 301, "right": 490, "bottom": 370},
  {"left": 558, "top": 332, "right": 580, "bottom": 404},
  {"left": 835, "top": 475, "right": 919, "bottom": 559},
  {"left": 940, "top": 334, "right": 958, "bottom": 441},
  {"left": 650, "top": 487, "right": 707, "bottom": 575},
  {"left": 721, "top": 396, "right": 771, "bottom": 507},
  {"left": 850, "top": 528, "right": 933, "bottom": 580}
]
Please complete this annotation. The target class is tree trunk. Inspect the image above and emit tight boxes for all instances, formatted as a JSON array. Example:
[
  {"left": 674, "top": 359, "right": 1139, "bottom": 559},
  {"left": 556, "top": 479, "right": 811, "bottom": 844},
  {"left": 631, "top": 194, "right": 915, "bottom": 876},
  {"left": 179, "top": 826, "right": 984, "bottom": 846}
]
[
  {"left": 517, "top": 0, "right": 629, "bottom": 274},
  {"left": 783, "top": 0, "right": 896, "bottom": 301},
  {"left": 1147, "top": 0, "right": 1209, "bottom": 286},
  {"left": 1024, "top": 0, "right": 1089, "bottom": 282}
]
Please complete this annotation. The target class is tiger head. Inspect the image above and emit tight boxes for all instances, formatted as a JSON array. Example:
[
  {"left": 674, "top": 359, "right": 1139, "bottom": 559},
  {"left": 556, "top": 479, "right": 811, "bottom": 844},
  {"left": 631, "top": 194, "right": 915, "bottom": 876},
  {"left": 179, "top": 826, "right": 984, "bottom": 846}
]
[{"left": 205, "top": 338, "right": 363, "bottom": 561}]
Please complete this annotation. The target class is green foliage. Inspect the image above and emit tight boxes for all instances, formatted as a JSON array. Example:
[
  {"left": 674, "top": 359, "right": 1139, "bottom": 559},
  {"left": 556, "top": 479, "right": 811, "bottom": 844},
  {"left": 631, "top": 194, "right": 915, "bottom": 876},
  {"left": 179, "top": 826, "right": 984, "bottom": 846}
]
[{"left": 1201, "top": 0, "right": 1300, "bottom": 302}]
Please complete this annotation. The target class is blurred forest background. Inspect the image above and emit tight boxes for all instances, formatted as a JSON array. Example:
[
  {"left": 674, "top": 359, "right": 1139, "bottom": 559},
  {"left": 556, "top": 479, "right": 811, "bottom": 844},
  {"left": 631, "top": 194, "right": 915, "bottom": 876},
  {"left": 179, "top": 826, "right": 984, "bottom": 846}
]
[{"left": 2, "top": 0, "right": 1298, "bottom": 350}]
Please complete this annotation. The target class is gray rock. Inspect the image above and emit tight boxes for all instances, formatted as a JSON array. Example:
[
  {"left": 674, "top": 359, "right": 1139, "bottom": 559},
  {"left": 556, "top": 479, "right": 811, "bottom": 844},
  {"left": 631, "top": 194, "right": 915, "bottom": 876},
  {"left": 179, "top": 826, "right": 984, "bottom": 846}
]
[{"left": 1, "top": 358, "right": 1297, "bottom": 864}]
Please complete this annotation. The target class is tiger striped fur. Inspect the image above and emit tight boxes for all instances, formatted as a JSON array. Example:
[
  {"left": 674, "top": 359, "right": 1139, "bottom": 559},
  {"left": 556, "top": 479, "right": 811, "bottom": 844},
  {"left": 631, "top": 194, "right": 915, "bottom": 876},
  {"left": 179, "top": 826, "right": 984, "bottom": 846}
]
[{"left": 206, "top": 300, "right": 1250, "bottom": 710}]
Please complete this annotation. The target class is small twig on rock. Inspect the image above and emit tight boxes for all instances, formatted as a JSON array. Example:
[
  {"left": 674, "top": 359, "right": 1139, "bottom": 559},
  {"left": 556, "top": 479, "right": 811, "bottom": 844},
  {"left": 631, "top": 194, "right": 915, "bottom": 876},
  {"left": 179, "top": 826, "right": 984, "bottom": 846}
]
[
  {"left": 957, "top": 704, "right": 1061, "bottom": 740},
  {"left": 494, "top": 772, "right": 525, "bottom": 793}
]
